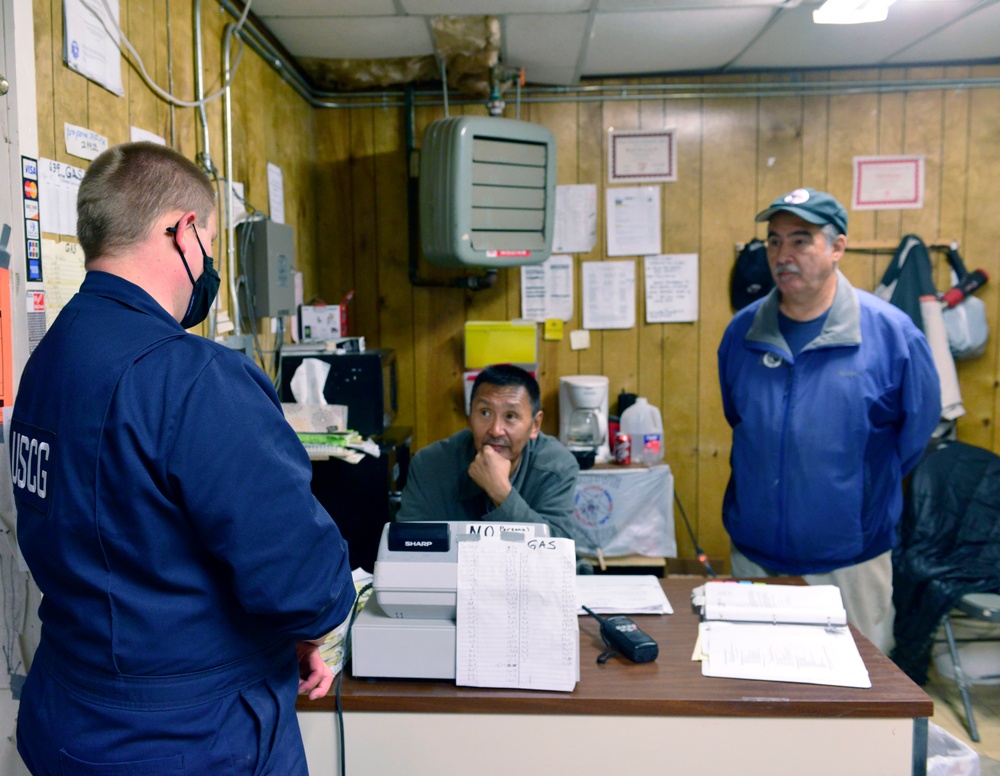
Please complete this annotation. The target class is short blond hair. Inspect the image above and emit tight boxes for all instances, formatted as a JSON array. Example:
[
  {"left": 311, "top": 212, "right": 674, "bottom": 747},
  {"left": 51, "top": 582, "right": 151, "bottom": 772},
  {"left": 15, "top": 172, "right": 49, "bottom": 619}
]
[{"left": 77, "top": 142, "right": 215, "bottom": 263}]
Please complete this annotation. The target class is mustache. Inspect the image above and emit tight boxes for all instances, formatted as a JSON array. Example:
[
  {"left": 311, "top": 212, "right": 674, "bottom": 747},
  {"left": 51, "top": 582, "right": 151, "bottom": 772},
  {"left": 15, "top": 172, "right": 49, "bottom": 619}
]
[
  {"left": 774, "top": 262, "right": 802, "bottom": 276},
  {"left": 484, "top": 437, "right": 510, "bottom": 447}
]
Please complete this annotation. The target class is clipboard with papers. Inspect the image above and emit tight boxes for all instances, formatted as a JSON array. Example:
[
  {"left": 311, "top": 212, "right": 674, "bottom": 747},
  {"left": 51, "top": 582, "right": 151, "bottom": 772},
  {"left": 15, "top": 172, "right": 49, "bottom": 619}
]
[{"left": 692, "top": 582, "right": 871, "bottom": 689}]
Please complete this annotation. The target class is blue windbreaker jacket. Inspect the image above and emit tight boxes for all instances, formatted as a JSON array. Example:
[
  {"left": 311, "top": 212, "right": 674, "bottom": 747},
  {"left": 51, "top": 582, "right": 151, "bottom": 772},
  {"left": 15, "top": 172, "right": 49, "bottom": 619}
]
[{"left": 718, "top": 270, "right": 941, "bottom": 575}]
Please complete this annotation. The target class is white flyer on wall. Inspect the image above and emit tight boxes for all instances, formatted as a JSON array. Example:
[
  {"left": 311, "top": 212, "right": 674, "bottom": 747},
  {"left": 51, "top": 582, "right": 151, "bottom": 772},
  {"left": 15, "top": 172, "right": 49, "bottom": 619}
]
[
  {"left": 63, "top": 0, "right": 124, "bottom": 96},
  {"left": 41, "top": 239, "right": 86, "bottom": 328},
  {"left": 583, "top": 260, "right": 635, "bottom": 330},
  {"left": 520, "top": 254, "right": 574, "bottom": 322},
  {"left": 64, "top": 123, "right": 108, "bottom": 161},
  {"left": 130, "top": 126, "right": 166, "bottom": 146},
  {"left": 644, "top": 254, "right": 699, "bottom": 323},
  {"left": 606, "top": 186, "right": 660, "bottom": 257},
  {"left": 552, "top": 184, "right": 597, "bottom": 254},
  {"left": 267, "top": 162, "right": 285, "bottom": 224},
  {"left": 38, "top": 158, "right": 86, "bottom": 236}
]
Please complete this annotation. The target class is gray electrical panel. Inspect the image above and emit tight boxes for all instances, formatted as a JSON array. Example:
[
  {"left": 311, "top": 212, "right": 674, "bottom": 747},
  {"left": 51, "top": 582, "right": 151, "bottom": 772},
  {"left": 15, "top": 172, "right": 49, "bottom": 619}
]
[{"left": 236, "top": 220, "right": 295, "bottom": 317}]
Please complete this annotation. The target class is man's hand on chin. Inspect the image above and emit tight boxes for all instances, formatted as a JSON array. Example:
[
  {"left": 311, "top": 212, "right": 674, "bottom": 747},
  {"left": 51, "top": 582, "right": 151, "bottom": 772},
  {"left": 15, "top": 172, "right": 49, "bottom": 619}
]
[{"left": 468, "top": 445, "right": 513, "bottom": 506}]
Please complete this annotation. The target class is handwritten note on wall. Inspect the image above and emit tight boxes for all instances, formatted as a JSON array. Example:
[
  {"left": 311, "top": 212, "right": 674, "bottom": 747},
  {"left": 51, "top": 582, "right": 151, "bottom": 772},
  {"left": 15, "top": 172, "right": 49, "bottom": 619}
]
[
  {"left": 644, "top": 253, "right": 699, "bottom": 323},
  {"left": 38, "top": 158, "right": 86, "bottom": 236}
]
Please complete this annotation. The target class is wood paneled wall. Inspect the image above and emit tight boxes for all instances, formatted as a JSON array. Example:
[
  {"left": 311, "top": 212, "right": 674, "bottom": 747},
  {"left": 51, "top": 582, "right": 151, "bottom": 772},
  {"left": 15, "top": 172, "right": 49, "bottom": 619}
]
[
  {"left": 314, "top": 68, "right": 1000, "bottom": 564},
  {"left": 30, "top": 1, "right": 1000, "bottom": 563},
  {"left": 33, "top": 0, "right": 318, "bottom": 345}
]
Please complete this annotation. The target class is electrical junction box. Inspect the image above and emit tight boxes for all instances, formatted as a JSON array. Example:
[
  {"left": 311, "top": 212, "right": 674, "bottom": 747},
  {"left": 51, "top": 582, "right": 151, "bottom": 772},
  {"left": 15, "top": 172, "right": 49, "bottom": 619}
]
[
  {"left": 236, "top": 220, "right": 295, "bottom": 317},
  {"left": 419, "top": 116, "right": 557, "bottom": 269}
]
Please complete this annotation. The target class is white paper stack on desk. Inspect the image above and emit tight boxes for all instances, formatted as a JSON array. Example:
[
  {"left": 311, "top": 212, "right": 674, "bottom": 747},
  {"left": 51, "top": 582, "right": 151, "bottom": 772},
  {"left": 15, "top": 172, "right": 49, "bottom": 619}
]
[
  {"left": 692, "top": 581, "right": 871, "bottom": 688},
  {"left": 576, "top": 574, "right": 673, "bottom": 615}
]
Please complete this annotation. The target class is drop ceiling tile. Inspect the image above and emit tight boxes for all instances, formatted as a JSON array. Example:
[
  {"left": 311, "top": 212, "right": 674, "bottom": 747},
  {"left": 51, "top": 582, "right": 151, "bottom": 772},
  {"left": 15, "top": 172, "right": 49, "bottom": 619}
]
[
  {"left": 885, "top": 2, "right": 1000, "bottom": 64},
  {"left": 516, "top": 65, "right": 581, "bottom": 86},
  {"left": 401, "top": 0, "right": 590, "bottom": 12},
  {"left": 597, "top": 0, "right": 785, "bottom": 8},
  {"left": 263, "top": 16, "right": 434, "bottom": 59},
  {"left": 733, "top": 1, "right": 981, "bottom": 70},
  {"left": 584, "top": 8, "right": 775, "bottom": 76},
  {"left": 252, "top": 0, "right": 399, "bottom": 17},
  {"left": 504, "top": 13, "right": 590, "bottom": 83}
]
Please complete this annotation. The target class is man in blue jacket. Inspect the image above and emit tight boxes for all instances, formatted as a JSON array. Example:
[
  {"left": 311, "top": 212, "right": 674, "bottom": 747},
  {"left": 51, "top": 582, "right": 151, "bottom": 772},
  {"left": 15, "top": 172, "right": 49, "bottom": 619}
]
[
  {"left": 10, "top": 142, "right": 355, "bottom": 774},
  {"left": 718, "top": 188, "right": 940, "bottom": 653}
]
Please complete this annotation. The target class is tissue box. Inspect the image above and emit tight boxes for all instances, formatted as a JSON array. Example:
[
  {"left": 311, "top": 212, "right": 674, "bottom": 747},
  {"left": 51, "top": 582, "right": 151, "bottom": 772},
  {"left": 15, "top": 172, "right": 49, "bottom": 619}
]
[{"left": 281, "top": 403, "right": 349, "bottom": 433}]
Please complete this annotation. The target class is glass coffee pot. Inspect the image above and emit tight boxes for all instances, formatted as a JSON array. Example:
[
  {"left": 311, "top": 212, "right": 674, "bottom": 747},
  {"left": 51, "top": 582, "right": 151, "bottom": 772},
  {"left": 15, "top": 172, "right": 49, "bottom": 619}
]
[{"left": 567, "top": 407, "right": 605, "bottom": 450}]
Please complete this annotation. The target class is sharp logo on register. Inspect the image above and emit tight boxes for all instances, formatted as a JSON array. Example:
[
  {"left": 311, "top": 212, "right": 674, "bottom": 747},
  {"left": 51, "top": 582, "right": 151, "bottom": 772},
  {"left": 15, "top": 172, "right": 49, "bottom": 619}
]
[{"left": 405, "top": 540, "right": 434, "bottom": 547}]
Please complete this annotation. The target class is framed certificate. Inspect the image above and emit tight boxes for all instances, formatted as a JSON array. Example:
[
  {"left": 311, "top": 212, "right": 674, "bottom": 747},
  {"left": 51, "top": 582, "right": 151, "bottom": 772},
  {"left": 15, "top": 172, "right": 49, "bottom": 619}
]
[
  {"left": 852, "top": 155, "right": 925, "bottom": 210},
  {"left": 608, "top": 129, "right": 676, "bottom": 184}
]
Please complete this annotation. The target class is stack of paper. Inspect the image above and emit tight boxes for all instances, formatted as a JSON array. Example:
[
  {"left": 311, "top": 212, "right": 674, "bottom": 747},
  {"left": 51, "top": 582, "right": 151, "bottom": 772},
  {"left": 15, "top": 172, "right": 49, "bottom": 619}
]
[
  {"left": 702, "top": 581, "right": 847, "bottom": 626},
  {"left": 693, "top": 582, "right": 871, "bottom": 689},
  {"left": 576, "top": 575, "right": 673, "bottom": 615},
  {"left": 319, "top": 568, "right": 374, "bottom": 676}
]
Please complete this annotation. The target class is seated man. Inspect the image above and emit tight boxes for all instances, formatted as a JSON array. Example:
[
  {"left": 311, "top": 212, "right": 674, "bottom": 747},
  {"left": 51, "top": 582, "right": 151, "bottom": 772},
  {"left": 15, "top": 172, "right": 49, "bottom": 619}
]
[{"left": 398, "top": 364, "right": 579, "bottom": 537}]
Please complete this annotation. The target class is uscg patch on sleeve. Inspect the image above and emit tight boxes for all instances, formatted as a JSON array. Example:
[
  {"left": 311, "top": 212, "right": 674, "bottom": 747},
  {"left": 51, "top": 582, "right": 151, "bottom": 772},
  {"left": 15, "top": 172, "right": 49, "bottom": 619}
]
[{"left": 9, "top": 421, "right": 55, "bottom": 515}]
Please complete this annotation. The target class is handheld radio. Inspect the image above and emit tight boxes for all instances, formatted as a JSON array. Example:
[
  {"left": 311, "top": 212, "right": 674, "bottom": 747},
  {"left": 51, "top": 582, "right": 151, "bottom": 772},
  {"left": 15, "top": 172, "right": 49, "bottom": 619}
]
[{"left": 582, "top": 605, "right": 659, "bottom": 664}]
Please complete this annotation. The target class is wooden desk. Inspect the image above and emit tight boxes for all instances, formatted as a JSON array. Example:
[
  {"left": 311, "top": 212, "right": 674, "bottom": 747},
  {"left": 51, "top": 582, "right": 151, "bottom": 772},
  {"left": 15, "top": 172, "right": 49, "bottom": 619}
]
[{"left": 297, "top": 577, "right": 932, "bottom": 776}]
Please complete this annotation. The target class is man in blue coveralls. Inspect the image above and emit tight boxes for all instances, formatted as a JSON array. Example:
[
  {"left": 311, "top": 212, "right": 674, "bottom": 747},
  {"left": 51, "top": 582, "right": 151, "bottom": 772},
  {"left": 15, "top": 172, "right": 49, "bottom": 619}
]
[{"left": 9, "top": 142, "right": 356, "bottom": 774}]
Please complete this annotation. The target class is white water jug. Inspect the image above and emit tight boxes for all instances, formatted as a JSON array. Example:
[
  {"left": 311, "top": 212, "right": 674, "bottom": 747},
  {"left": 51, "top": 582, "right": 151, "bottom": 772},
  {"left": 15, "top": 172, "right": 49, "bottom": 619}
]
[{"left": 619, "top": 397, "right": 664, "bottom": 465}]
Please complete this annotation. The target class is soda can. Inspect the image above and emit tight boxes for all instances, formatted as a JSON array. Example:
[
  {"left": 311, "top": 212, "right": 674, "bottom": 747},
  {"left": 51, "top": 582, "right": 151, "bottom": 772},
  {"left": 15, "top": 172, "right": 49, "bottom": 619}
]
[{"left": 614, "top": 433, "right": 631, "bottom": 465}]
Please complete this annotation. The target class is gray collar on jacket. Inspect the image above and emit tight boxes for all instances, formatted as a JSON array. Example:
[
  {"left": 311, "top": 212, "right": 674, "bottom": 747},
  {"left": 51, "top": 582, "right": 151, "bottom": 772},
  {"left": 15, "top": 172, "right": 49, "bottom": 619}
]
[{"left": 745, "top": 268, "right": 862, "bottom": 354}]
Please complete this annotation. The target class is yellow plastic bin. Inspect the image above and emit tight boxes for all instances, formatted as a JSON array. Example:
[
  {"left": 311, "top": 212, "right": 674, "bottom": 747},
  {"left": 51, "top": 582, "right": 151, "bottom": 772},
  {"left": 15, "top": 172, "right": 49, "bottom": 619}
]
[{"left": 464, "top": 320, "right": 538, "bottom": 369}]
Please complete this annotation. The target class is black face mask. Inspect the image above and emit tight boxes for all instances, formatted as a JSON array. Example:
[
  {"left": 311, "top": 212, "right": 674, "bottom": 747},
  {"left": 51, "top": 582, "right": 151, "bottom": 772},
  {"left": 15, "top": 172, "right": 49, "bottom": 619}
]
[{"left": 169, "top": 220, "right": 221, "bottom": 329}]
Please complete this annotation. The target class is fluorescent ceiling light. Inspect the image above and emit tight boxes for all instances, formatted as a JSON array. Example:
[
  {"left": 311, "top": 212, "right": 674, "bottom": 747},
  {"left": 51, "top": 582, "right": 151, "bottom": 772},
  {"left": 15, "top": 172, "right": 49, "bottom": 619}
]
[{"left": 813, "top": 0, "right": 898, "bottom": 24}]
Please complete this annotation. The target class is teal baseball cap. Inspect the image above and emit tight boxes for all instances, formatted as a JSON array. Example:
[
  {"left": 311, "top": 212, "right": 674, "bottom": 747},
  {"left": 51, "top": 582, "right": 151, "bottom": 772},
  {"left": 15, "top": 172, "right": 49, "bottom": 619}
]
[{"left": 755, "top": 188, "right": 848, "bottom": 236}]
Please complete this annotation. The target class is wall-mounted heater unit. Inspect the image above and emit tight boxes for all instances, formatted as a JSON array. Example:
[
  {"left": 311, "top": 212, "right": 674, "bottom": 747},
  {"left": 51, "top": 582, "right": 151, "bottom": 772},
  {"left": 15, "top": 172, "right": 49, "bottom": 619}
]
[{"left": 419, "top": 116, "right": 557, "bottom": 269}]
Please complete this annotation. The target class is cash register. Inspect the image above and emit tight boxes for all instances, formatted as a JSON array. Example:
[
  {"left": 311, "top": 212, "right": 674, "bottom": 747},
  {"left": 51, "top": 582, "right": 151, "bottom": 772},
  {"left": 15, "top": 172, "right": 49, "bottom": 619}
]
[{"left": 351, "top": 521, "right": 551, "bottom": 680}]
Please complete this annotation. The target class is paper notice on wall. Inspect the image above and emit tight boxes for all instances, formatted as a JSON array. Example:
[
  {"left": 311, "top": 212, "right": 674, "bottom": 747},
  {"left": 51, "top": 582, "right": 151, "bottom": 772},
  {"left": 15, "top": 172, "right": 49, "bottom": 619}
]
[
  {"left": 41, "top": 239, "right": 86, "bottom": 328},
  {"left": 582, "top": 260, "right": 635, "bottom": 330},
  {"left": 520, "top": 254, "right": 574, "bottom": 322},
  {"left": 606, "top": 186, "right": 660, "bottom": 257},
  {"left": 64, "top": 123, "right": 108, "bottom": 161},
  {"left": 26, "top": 291, "right": 47, "bottom": 352},
  {"left": 644, "top": 253, "right": 699, "bottom": 323},
  {"left": 38, "top": 158, "right": 85, "bottom": 236},
  {"left": 63, "top": 0, "right": 124, "bottom": 96},
  {"left": 552, "top": 184, "right": 597, "bottom": 254},
  {"left": 130, "top": 126, "right": 166, "bottom": 146},
  {"left": 267, "top": 162, "right": 285, "bottom": 224}
]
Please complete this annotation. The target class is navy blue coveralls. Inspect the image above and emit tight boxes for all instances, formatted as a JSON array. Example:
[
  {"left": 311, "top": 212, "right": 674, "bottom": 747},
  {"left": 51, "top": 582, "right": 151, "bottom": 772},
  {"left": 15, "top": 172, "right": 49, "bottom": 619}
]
[{"left": 9, "top": 271, "right": 354, "bottom": 774}]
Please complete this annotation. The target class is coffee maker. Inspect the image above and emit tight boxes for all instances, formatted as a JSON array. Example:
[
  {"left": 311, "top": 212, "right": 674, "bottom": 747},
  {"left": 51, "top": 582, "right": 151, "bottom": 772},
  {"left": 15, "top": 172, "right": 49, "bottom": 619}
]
[{"left": 558, "top": 375, "right": 611, "bottom": 468}]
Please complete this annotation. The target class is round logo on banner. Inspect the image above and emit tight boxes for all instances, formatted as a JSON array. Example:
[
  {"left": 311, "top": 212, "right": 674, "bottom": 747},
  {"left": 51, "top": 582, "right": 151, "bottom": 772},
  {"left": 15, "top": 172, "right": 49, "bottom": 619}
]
[{"left": 574, "top": 485, "right": 614, "bottom": 529}]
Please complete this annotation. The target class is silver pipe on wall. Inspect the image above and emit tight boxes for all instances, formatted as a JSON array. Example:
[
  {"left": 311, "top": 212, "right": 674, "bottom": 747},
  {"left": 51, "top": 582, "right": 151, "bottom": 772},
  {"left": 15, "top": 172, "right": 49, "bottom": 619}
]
[
  {"left": 166, "top": 0, "right": 175, "bottom": 147},
  {"left": 193, "top": 0, "right": 212, "bottom": 169},
  {"left": 222, "top": 23, "right": 242, "bottom": 336}
]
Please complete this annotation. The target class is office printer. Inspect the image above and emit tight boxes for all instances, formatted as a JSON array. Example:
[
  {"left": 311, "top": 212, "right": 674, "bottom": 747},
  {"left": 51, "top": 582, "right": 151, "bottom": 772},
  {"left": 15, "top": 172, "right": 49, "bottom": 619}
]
[{"left": 351, "top": 521, "right": 551, "bottom": 680}]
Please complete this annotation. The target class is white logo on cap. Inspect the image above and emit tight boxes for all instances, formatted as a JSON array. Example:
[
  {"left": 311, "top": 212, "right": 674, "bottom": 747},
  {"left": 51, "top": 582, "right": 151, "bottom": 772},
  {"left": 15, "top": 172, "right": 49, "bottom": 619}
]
[{"left": 784, "top": 188, "right": 810, "bottom": 205}]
